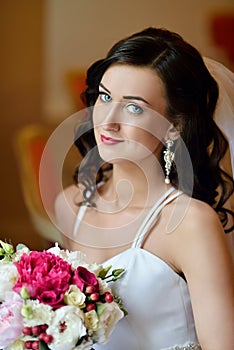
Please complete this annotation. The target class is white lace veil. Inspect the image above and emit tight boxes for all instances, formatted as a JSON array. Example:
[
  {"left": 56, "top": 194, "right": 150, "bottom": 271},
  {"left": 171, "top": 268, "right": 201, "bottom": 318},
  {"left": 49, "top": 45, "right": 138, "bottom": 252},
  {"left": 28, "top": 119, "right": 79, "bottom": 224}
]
[{"left": 204, "top": 57, "right": 234, "bottom": 260}]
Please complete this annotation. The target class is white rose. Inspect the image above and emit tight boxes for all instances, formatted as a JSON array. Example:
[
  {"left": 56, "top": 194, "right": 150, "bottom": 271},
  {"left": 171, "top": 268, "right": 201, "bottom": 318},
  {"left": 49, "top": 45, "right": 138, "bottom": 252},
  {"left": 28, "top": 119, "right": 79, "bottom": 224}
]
[
  {"left": 0, "top": 263, "right": 19, "bottom": 293},
  {"left": 93, "top": 302, "right": 124, "bottom": 345},
  {"left": 7, "top": 340, "right": 24, "bottom": 350},
  {"left": 64, "top": 250, "right": 87, "bottom": 269},
  {"left": 13, "top": 244, "right": 30, "bottom": 262},
  {"left": 88, "top": 262, "right": 103, "bottom": 276},
  {"left": 64, "top": 285, "right": 86, "bottom": 307},
  {"left": 84, "top": 309, "right": 99, "bottom": 331},
  {"left": 47, "top": 243, "right": 86, "bottom": 269},
  {"left": 46, "top": 305, "right": 87, "bottom": 350},
  {"left": 97, "top": 278, "right": 111, "bottom": 295},
  {"left": 23, "top": 300, "right": 53, "bottom": 327}
]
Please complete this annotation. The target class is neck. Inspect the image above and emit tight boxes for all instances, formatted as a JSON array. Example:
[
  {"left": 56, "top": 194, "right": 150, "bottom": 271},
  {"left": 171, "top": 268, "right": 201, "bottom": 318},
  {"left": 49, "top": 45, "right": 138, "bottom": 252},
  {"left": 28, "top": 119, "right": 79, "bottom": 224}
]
[{"left": 97, "top": 157, "right": 169, "bottom": 211}]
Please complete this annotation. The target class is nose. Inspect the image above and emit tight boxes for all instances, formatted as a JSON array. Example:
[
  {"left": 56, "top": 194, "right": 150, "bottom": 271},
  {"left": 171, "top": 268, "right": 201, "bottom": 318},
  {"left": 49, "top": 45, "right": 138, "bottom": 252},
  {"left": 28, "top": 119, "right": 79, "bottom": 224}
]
[
  {"left": 103, "top": 122, "right": 120, "bottom": 132},
  {"left": 98, "top": 103, "right": 120, "bottom": 131}
]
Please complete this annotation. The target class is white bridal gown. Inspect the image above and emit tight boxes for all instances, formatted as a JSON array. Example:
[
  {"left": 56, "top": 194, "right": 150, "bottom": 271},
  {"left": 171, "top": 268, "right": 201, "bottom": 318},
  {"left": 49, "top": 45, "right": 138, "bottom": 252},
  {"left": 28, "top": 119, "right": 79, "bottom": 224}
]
[{"left": 73, "top": 187, "right": 201, "bottom": 350}]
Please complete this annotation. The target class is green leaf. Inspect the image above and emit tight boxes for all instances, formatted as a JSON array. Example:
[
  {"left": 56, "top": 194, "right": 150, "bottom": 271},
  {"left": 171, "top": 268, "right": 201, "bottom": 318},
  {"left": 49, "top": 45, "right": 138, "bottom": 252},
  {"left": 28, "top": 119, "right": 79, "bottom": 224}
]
[
  {"left": 39, "top": 340, "right": 50, "bottom": 350},
  {"left": 0, "top": 248, "right": 5, "bottom": 256},
  {"left": 112, "top": 268, "right": 125, "bottom": 277},
  {"left": 96, "top": 302, "right": 106, "bottom": 316},
  {"left": 122, "top": 308, "right": 128, "bottom": 316},
  {"left": 20, "top": 286, "right": 30, "bottom": 300},
  {"left": 3, "top": 256, "right": 12, "bottom": 262},
  {"left": 21, "top": 305, "right": 33, "bottom": 319},
  {"left": 0, "top": 240, "right": 14, "bottom": 255},
  {"left": 98, "top": 265, "right": 112, "bottom": 279}
]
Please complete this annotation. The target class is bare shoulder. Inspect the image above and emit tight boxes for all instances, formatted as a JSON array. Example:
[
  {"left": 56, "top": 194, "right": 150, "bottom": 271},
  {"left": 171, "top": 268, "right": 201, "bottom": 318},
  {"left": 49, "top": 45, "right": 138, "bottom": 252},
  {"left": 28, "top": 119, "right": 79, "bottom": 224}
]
[
  {"left": 163, "top": 194, "right": 224, "bottom": 243},
  {"left": 180, "top": 196, "right": 223, "bottom": 232},
  {"left": 179, "top": 195, "right": 229, "bottom": 248},
  {"left": 171, "top": 195, "right": 233, "bottom": 273},
  {"left": 171, "top": 196, "right": 234, "bottom": 348}
]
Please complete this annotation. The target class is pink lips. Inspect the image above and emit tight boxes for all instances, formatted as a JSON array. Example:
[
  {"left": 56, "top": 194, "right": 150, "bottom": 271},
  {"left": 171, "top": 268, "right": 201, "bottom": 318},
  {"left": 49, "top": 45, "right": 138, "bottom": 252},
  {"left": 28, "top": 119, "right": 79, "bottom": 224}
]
[{"left": 100, "top": 134, "right": 124, "bottom": 145}]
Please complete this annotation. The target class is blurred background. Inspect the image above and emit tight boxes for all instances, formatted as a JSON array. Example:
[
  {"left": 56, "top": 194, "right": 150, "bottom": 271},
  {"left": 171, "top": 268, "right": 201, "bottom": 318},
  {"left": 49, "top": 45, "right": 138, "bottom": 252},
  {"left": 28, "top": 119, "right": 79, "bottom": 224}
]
[{"left": 1, "top": 0, "right": 233, "bottom": 251}]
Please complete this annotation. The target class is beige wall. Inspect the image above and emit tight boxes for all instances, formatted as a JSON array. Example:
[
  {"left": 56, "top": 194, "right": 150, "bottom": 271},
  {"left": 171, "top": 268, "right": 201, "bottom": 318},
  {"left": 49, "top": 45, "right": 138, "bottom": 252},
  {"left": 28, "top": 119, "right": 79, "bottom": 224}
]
[
  {"left": 0, "top": 1, "right": 45, "bottom": 249},
  {"left": 1, "top": 1, "right": 233, "bottom": 250},
  {"left": 42, "top": 0, "right": 234, "bottom": 121}
]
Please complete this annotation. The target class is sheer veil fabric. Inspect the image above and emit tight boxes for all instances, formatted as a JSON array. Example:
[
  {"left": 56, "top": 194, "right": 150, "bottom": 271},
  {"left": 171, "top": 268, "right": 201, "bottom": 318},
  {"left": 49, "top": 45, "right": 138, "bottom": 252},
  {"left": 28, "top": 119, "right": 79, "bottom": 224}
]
[{"left": 204, "top": 57, "right": 234, "bottom": 260}]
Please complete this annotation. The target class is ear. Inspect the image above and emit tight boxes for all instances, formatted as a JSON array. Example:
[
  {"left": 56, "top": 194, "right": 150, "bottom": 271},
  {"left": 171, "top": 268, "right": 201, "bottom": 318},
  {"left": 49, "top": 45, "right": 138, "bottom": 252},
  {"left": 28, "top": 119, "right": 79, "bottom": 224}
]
[{"left": 165, "top": 124, "right": 180, "bottom": 141}]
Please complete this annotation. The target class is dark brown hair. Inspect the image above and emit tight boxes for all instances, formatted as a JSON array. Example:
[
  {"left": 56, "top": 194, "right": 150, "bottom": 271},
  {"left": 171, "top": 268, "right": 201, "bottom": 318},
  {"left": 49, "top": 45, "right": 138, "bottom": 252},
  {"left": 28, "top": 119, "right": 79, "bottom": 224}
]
[{"left": 74, "top": 27, "right": 234, "bottom": 232}]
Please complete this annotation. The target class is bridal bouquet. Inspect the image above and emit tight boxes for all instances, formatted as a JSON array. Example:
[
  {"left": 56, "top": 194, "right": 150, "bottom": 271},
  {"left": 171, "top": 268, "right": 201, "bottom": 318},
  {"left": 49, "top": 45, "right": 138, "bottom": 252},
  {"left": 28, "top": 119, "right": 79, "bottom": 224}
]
[{"left": 0, "top": 240, "right": 126, "bottom": 350}]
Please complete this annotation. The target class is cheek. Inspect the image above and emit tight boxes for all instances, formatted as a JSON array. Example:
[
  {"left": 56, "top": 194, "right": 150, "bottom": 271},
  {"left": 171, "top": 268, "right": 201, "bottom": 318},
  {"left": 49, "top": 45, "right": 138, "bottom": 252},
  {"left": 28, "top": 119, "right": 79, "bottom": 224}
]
[
  {"left": 92, "top": 109, "right": 102, "bottom": 142},
  {"left": 93, "top": 101, "right": 106, "bottom": 126},
  {"left": 130, "top": 128, "right": 161, "bottom": 152},
  {"left": 92, "top": 107, "right": 99, "bottom": 128},
  {"left": 93, "top": 129, "right": 99, "bottom": 144}
]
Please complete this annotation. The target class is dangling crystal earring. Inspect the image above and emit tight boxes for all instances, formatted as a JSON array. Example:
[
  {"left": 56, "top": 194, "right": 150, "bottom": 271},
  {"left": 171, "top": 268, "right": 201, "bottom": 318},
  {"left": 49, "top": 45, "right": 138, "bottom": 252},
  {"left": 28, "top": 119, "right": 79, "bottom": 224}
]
[{"left": 163, "top": 139, "right": 174, "bottom": 184}]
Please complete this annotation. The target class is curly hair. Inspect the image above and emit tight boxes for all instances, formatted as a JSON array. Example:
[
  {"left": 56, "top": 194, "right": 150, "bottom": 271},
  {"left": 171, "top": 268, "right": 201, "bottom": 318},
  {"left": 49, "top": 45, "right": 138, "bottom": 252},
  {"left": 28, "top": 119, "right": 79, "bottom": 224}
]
[{"left": 74, "top": 27, "right": 234, "bottom": 232}]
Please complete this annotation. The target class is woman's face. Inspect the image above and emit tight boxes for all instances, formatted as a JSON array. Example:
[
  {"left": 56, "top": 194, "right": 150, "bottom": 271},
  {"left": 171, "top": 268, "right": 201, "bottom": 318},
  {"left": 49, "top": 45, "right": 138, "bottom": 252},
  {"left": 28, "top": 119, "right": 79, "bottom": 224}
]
[{"left": 93, "top": 64, "right": 169, "bottom": 165}]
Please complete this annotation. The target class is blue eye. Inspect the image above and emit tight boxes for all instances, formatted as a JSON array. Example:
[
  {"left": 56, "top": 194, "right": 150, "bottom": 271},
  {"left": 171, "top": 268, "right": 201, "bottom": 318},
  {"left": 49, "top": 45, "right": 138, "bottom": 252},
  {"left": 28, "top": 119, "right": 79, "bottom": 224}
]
[
  {"left": 99, "top": 92, "right": 112, "bottom": 103},
  {"left": 126, "top": 103, "right": 143, "bottom": 115}
]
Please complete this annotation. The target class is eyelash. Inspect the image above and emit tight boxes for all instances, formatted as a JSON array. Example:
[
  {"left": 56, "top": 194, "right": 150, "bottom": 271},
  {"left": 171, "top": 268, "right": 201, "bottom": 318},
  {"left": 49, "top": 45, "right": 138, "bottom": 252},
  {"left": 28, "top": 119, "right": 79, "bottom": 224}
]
[
  {"left": 98, "top": 92, "right": 112, "bottom": 102},
  {"left": 126, "top": 103, "right": 143, "bottom": 115},
  {"left": 98, "top": 91, "right": 144, "bottom": 115}
]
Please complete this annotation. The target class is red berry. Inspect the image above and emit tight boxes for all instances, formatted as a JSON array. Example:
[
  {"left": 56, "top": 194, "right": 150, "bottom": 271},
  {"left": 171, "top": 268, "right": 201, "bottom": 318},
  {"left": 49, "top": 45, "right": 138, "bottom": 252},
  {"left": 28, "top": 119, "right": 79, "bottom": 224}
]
[
  {"left": 24, "top": 341, "right": 33, "bottom": 349},
  {"left": 31, "top": 341, "right": 39, "bottom": 350},
  {"left": 41, "top": 324, "right": 48, "bottom": 332},
  {"left": 32, "top": 325, "right": 41, "bottom": 336},
  {"left": 38, "top": 332, "right": 46, "bottom": 341},
  {"left": 90, "top": 292, "right": 99, "bottom": 301},
  {"left": 86, "top": 303, "right": 96, "bottom": 311},
  {"left": 22, "top": 326, "right": 32, "bottom": 335},
  {"left": 43, "top": 334, "right": 53, "bottom": 344},
  {"left": 86, "top": 285, "right": 97, "bottom": 294},
  {"left": 105, "top": 292, "right": 114, "bottom": 303}
]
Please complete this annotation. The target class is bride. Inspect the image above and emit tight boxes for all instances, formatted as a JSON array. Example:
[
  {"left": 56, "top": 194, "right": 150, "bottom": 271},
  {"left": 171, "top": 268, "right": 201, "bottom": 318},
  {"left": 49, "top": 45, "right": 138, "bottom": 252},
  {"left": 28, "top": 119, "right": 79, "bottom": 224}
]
[{"left": 54, "top": 28, "right": 234, "bottom": 349}]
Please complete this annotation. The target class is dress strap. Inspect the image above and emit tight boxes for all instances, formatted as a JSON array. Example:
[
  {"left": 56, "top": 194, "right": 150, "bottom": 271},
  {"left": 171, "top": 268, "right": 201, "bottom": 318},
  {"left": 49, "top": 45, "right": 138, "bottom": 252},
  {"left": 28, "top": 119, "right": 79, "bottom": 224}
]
[
  {"left": 132, "top": 187, "right": 183, "bottom": 248},
  {"left": 72, "top": 181, "right": 105, "bottom": 238},
  {"left": 72, "top": 204, "right": 88, "bottom": 238},
  {"left": 73, "top": 187, "right": 183, "bottom": 244}
]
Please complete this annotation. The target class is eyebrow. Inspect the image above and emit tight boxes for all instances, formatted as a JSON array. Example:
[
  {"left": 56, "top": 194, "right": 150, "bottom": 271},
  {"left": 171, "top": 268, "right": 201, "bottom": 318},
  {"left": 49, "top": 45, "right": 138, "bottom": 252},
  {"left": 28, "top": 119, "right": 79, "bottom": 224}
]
[
  {"left": 99, "top": 83, "right": 111, "bottom": 93},
  {"left": 99, "top": 82, "right": 151, "bottom": 105}
]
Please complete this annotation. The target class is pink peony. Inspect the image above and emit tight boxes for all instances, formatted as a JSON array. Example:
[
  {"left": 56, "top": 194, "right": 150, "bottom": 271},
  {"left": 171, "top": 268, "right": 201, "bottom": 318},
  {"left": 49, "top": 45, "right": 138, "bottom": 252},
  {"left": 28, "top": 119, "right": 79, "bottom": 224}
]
[
  {"left": 0, "top": 291, "right": 24, "bottom": 348},
  {"left": 13, "top": 251, "right": 72, "bottom": 308},
  {"left": 72, "top": 266, "right": 99, "bottom": 292}
]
